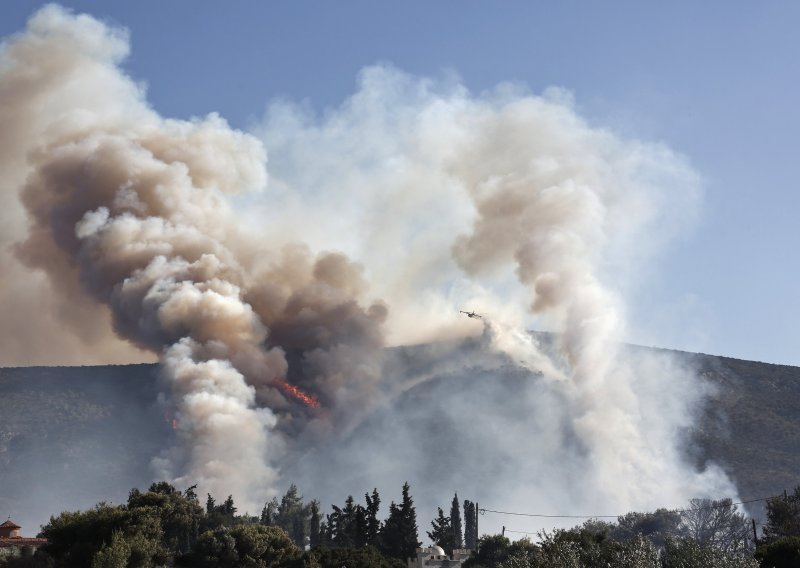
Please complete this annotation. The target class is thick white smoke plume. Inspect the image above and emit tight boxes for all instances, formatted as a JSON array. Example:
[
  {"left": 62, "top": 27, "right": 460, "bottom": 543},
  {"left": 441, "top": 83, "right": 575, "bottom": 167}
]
[
  {"left": 0, "top": 5, "right": 386, "bottom": 509},
  {"left": 255, "top": 68, "right": 735, "bottom": 522},
  {"left": 1, "top": 6, "right": 735, "bottom": 525}
]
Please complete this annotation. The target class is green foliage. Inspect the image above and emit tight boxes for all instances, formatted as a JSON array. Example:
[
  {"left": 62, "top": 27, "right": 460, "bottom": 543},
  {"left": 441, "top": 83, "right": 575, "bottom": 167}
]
[
  {"left": 202, "top": 493, "right": 242, "bottom": 533},
  {"left": 536, "top": 536, "right": 581, "bottom": 568},
  {"left": 128, "top": 482, "right": 204, "bottom": 554},
  {"left": 427, "top": 507, "right": 452, "bottom": 553},
  {"left": 308, "top": 500, "right": 321, "bottom": 549},
  {"left": 613, "top": 508, "right": 684, "bottom": 548},
  {"left": 90, "top": 532, "right": 130, "bottom": 568},
  {"left": 754, "top": 536, "right": 800, "bottom": 568},
  {"left": 663, "top": 537, "right": 759, "bottom": 568},
  {"left": 17, "top": 480, "right": 773, "bottom": 568},
  {"left": 762, "top": 487, "right": 800, "bottom": 542},
  {"left": 364, "top": 489, "right": 381, "bottom": 547},
  {"left": 267, "top": 485, "right": 313, "bottom": 548},
  {"left": 545, "top": 522, "right": 620, "bottom": 566},
  {"left": 379, "top": 482, "right": 420, "bottom": 561},
  {"left": 463, "top": 534, "right": 512, "bottom": 567},
  {"left": 307, "top": 545, "right": 405, "bottom": 568},
  {"left": 495, "top": 538, "right": 539, "bottom": 568},
  {"left": 464, "top": 500, "right": 477, "bottom": 550},
  {"left": 451, "top": 493, "right": 464, "bottom": 551},
  {"left": 181, "top": 524, "right": 301, "bottom": 568},
  {"left": 608, "top": 535, "right": 660, "bottom": 568},
  {"left": 230, "top": 525, "right": 301, "bottom": 567},
  {"left": 184, "top": 527, "right": 238, "bottom": 568},
  {"left": 39, "top": 502, "right": 164, "bottom": 568},
  {"left": 0, "top": 550, "right": 54, "bottom": 568}
]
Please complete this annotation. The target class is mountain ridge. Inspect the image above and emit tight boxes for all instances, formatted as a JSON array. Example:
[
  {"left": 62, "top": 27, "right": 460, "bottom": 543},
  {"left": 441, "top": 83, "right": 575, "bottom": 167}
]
[{"left": 1, "top": 343, "right": 798, "bottom": 533}]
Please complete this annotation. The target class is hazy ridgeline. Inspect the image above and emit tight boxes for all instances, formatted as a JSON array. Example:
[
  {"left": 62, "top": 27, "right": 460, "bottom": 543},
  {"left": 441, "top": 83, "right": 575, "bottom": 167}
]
[{"left": 2, "top": 343, "right": 800, "bottom": 538}]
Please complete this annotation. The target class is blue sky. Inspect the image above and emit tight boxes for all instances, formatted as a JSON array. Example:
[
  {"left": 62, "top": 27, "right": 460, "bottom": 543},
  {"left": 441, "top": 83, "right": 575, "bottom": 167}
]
[{"left": 2, "top": 1, "right": 798, "bottom": 366}]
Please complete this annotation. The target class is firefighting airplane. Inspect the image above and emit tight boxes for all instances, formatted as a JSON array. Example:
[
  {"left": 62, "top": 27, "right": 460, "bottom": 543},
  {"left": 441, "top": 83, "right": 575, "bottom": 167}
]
[{"left": 459, "top": 310, "right": 483, "bottom": 319}]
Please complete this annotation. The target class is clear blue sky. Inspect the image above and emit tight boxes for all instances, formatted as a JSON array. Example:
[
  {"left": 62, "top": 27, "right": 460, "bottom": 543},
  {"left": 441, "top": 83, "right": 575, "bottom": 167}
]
[{"left": 2, "top": 1, "right": 798, "bottom": 366}]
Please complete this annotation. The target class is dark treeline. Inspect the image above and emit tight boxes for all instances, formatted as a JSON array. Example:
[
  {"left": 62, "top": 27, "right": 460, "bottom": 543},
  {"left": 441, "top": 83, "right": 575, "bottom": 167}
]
[{"left": 2, "top": 484, "right": 800, "bottom": 567}]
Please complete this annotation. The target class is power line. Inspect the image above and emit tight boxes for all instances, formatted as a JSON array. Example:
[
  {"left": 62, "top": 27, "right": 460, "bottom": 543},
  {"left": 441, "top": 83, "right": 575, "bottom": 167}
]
[
  {"left": 479, "top": 495, "right": 780, "bottom": 520},
  {"left": 503, "top": 522, "right": 756, "bottom": 537}
]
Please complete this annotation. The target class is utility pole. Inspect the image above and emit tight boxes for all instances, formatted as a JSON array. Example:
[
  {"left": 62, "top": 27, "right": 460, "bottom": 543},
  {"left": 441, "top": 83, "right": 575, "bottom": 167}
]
[
  {"left": 752, "top": 518, "right": 758, "bottom": 546},
  {"left": 501, "top": 526, "right": 505, "bottom": 537}
]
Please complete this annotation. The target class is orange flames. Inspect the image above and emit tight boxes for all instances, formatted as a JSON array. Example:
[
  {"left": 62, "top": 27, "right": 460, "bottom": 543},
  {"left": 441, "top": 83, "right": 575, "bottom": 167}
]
[{"left": 276, "top": 379, "right": 320, "bottom": 409}]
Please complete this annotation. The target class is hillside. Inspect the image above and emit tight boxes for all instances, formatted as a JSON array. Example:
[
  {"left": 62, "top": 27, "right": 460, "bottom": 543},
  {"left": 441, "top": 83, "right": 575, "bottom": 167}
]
[
  {"left": 688, "top": 352, "right": 800, "bottom": 501},
  {"left": 0, "top": 364, "right": 169, "bottom": 532},
  {"left": 1, "top": 343, "right": 798, "bottom": 533}
]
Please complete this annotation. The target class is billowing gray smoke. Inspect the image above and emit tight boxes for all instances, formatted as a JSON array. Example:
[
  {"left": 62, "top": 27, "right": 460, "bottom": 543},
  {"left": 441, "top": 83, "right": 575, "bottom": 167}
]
[
  {"left": 251, "top": 65, "right": 736, "bottom": 521},
  {"left": 0, "top": 5, "right": 386, "bottom": 509},
  {"left": 1, "top": 5, "right": 735, "bottom": 526}
]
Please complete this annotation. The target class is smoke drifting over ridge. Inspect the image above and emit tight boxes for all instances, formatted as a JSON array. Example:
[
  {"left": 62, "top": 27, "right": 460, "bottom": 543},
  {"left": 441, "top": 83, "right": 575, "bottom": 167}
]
[{"left": 1, "top": 6, "right": 735, "bottom": 523}]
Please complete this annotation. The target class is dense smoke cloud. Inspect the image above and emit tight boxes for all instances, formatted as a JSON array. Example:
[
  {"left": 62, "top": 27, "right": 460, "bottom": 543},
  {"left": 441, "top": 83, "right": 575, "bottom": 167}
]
[
  {"left": 0, "top": 5, "right": 386, "bottom": 509},
  {"left": 1, "top": 5, "right": 735, "bottom": 528},
  {"left": 254, "top": 67, "right": 734, "bottom": 520}
]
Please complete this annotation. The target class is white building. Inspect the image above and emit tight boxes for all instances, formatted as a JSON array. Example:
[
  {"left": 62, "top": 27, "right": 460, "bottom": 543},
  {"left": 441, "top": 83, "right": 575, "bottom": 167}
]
[{"left": 408, "top": 545, "right": 472, "bottom": 567}]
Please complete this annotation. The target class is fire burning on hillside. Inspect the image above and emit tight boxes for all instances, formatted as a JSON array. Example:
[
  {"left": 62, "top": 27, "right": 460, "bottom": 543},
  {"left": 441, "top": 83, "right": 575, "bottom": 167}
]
[
  {"left": 275, "top": 379, "right": 320, "bottom": 409},
  {"left": 0, "top": 4, "right": 740, "bottom": 521}
]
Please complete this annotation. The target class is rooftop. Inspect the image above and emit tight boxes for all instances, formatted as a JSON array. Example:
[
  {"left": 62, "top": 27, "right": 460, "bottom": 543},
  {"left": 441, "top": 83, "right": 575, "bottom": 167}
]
[{"left": 0, "top": 520, "right": 20, "bottom": 529}]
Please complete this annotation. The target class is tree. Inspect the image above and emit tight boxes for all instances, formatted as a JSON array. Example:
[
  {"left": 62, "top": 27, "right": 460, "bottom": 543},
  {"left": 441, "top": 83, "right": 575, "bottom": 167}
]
[
  {"left": 663, "top": 537, "right": 759, "bottom": 568},
  {"left": 495, "top": 538, "right": 538, "bottom": 568},
  {"left": 463, "top": 534, "right": 511, "bottom": 568},
  {"left": 220, "top": 496, "right": 236, "bottom": 518},
  {"left": 379, "top": 483, "right": 420, "bottom": 561},
  {"left": 90, "top": 532, "right": 130, "bottom": 568},
  {"left": 127, "top": 482, "right": 204, "bottom": 555},
  {"left": 427, "top": 508, "right": 452, "bottom": 553},
  {"left": 148, "top": 482, "right": 177, "bottom": 496},
  {"left": 763, "top": 486, "right": 800, "bottom": 542},
  {"left": 181, "top": 525, "right": 301, "bottom": 568},
  {"left": 341, "top": 495, "right": 360, "bottom": 547},
  {"left": 613, "top": 508, "right": 684, "bottom": 548},
  {"left": 680, "top": 497, "right": 751, "bottom": 554},
  {"left": 754, "top": 536, "right": 800, "bottom": 568},
  {"left": 229, "top": 525, "right": 301, "bottom": 567},
  {"left": 607, "top": 535, "right": 660, "bottom": 568},
  {"left": 274, "top": 485, "right": 310, "bottom": 548},
  {"left": 364, "top": 489, "right": 381, "bottom": 547},
  {"left": 464, "top": 500, "right": 477, "bottom": 550},
  {"left": 202, "top": 493, "right": 238, "bottom": 532},
  {"left": 182, "top": 527, "right": 238, "bottom": 568},
  {"left": 39, "top": 503, "right": 164, "bottom": 568},
  {"left": 544, "top": 521, "right": 619, "bottom": 567},
  {"left": 261, "top": 498, "right": 278, "bottom": 527},
  {"left": 450, "top": 493, "right": 463, "bottom": 551},
  {"left": 308, "top": 545, "right": 405, "bottom": 568},
  {"left": 309, "top": 501, "right": 322, "bottom": 549}
]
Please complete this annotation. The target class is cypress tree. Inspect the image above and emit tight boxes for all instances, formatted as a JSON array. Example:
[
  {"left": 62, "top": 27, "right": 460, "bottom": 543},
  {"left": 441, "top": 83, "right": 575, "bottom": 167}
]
[
  {"left": 365, "top": 488, "right": 381, "bottom": 547},
  {"left": 450, "top": 493, "right": 463, "bottom": 551},
  {"left": 309, "top": 500, "right": 321, "bottom": 548},
  {"left": 380, "top": 482, "right": 420, "bottom": 561},
  {"left": 463, "top": 500, "right": 476, "bottom": 549}
]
